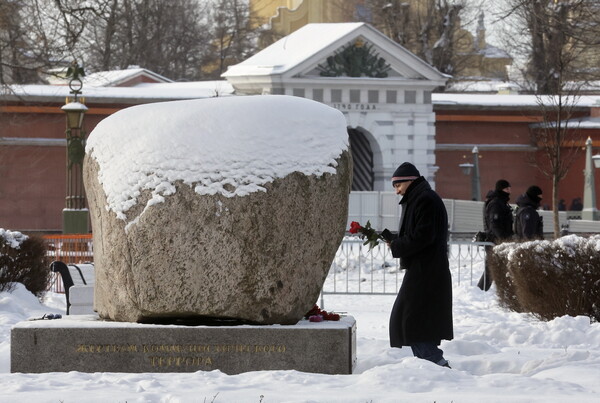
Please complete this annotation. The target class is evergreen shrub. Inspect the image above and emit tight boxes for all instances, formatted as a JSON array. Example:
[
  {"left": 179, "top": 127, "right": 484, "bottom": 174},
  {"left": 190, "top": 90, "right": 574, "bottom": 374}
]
[
  {"left": 0, "top": 229, "right": 50, "bottom": 297},
  {"left": 490, "top": 235, "right": 600, "bottom": 322}
]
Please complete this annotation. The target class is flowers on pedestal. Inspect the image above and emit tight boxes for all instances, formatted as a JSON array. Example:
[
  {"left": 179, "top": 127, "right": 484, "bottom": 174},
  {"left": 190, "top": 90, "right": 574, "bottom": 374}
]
[{"left": 304, "top": 304, "right": 340, "bottom": 322}]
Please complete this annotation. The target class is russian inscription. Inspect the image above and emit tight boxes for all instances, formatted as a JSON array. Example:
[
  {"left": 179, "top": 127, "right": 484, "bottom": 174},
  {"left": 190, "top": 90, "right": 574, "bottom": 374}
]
[
  {"left": 75, "top": 343, "right": 287, "bottom": 368},
  {"left": 331, "top": 103, "right": 377, "bottom": 110}
]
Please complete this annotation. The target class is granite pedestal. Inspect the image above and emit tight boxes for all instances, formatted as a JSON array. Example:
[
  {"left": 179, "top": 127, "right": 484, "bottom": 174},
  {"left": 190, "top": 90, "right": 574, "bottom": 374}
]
[{"left": 11, "top": 315, "right": 356, "bottom": 374}]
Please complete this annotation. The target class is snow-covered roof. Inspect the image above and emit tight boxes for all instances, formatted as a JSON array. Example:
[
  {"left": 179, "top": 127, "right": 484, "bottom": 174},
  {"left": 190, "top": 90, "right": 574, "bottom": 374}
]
[
  {"left": 432, "top": 93, "right": 600, "bottom": 108},
  {"left": 222, "top": 23, "right": 448, "bottom": 83},
  {"left": 223, "top": 23, "right": 365, "bottom": 77},
  {"left": 445, "top": 80, "right": 508, "bottom": 93},
  {"left": 45, "top": 67, "right": 174, "bottom": 87},
  {"left": 82, "top": 67, "right": 173, "bottom": 87},
  {"left": 531, "top": 116, "right": 600, "bottom": 129},
  {"left": 5, "top": 79, "right": 600, "bottom": 109},
  {"left": 2, "top": 81, "right": 234, "bottom": 103}
]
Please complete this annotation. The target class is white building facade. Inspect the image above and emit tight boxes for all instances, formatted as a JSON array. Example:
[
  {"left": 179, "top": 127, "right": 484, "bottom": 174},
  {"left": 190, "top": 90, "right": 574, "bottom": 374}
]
[{"left": 223, "top": 23, "right": 448, "bottom": 190}]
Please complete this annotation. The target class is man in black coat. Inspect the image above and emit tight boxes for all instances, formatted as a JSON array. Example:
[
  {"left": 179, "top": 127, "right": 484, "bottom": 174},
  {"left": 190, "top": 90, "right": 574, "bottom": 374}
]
[
  {"left": 387, "top": 162, "right": 453, "bottom": 368},
  {"left": 478, "top": 179, "right": 514, "bottom": 291},
  {"left": 515, "top": 185, "right": 544, "bottom": 240},
  {"left": 484, "top": 179, "right": 514, "bottom": 242}
]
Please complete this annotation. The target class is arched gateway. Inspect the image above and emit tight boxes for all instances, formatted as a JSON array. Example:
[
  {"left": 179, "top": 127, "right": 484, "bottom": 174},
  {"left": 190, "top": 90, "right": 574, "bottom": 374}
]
[{"left": 223, "top": 22, "right": 448, "bottom": 190}]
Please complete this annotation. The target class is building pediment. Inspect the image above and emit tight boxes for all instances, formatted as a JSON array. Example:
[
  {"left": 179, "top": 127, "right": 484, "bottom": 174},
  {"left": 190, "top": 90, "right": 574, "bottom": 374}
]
[
  {"left": 300, "top": 36, "right": 408, "bottom": 79},
  {"left": 223, "top": 23, "right": 448, "bottom": 91}
]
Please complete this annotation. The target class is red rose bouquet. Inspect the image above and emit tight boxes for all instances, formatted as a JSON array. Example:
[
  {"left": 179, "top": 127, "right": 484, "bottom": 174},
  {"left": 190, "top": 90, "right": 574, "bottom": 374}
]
[
  {"left": 349, "top": 220, "right": 392, "bottom": 251},
  {"left": 305, "top": 304, "right": 341, "bottom": 321}
]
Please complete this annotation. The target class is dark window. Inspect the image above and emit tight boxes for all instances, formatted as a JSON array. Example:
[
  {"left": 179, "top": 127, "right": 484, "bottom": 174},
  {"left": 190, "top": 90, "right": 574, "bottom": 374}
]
[
  {"left": 424, "top": 91, "right": 432, "bottom": 104},
  {"left": 368, "top": 90, "right": 379, "bottom": 103},
  {"left": 386, "top": 90, "right": 397, "bottom": 103},
  {"left": 313, "top": 89, "right": 323, "bottom": 102},
  {"left": 331, "top": 89, "right": 342, "bottom": 102}
]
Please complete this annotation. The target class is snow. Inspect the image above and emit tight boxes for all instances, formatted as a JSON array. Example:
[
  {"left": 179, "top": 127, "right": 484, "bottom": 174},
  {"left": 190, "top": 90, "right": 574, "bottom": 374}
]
[
  {"left": 6, "top": 77, "right": 600, "bottom": 108},
  {"left": 85, "top": 95, "right": 349, "bottom": 228},
  {"left": 82, "top": 68, "right": 173, "bottom": 87},
  {"left": 4, "top": 80, "right": 234, "bottom": 100},
  {"left": 222, "top": 23, "right": 365, "bottom": 77},
  {"left": 0, "top": 228, "right": 28, "bottom": 249},
  {"left": 2, "top": 244, "right": 600, "bottom": 402},
  {"left": 434, "top": 92, "right": 600, "bottom": 107}
]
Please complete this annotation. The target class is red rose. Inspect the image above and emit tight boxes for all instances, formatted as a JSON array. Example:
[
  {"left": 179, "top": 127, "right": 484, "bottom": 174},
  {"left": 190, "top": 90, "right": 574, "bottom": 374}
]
[
  {"left": 304, "top": 304, "right": 321, "bottom": 318},
  {"left": 309, "top": 315, "right": 324, "bottom": 322},
  {"left": 349, "top": 221, "right": 362, "bottom": 234},
  {"left": 348, "top": 220, "right": 388, "bottom": 251},
  {"left": 325, "top": 313, "right": 340, "bottom": 321}
]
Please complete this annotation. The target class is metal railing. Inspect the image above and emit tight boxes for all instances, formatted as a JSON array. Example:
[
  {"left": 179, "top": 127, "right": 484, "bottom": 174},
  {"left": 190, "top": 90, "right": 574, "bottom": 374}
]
[
  {"left": 43, "top": 234, "right": 93, "bottom": 293},
  {"left": 43, "top": 234, "right": 94, "bottom": 265},
  {"left": 41, "top": 235, "right": 491, "bottom": 301},
  {"left": 321, "top": 237, "right": 492, "bottom": 307}
]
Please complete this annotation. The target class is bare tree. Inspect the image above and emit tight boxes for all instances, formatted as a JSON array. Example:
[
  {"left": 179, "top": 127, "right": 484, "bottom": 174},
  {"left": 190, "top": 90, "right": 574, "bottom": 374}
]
[
  {"left": 363, "top": 0, "right": 478, "bottom": 77},
  {"left": 0, "top": 0, "right": 74, "bottom": 84},
  {"left": 202, "top": 0, "right": 259, "bottom": 79},
  {"left": 497, "top": 0, "right": 600, "bottom": 94},
  {"left": 531, "top": 91, "right": 584, "bottom": 238},
  {"left": 75, "top": 0, "right": 210, "bottom": 81},
  {"left": 496, "top": 1, "right": 600, "bottom": 237}
]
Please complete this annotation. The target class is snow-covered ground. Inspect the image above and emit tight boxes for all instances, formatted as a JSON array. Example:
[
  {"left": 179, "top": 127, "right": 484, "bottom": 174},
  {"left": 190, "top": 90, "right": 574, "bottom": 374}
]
[{"left": 1, "top": 245, "right": 599, "bottom": 403}]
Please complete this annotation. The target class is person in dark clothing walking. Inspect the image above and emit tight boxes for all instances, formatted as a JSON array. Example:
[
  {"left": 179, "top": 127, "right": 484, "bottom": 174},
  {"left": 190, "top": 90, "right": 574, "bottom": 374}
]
[
  {"left": 484, "top": 179, "right": 514, "bottom": 242},
  {"left": 387, "top": 162, "right": 453, "bottom": 368},
  {"left": 478, "top": 179, "right": 514, "bottom": 291},
  {"left": 515, "top": 186, "right": 544, "bottom": 240}
]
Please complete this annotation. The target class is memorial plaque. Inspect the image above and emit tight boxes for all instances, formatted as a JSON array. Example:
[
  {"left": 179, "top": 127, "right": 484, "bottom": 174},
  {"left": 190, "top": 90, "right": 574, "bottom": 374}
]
[{"left": 11, "top": 315, "right": 356, "bottom": 374}]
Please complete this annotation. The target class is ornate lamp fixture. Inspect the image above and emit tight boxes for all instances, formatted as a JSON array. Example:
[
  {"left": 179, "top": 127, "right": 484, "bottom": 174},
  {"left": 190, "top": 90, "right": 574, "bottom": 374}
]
[{"left": 61, "top": 61, "right": 89, "bottom": 234}]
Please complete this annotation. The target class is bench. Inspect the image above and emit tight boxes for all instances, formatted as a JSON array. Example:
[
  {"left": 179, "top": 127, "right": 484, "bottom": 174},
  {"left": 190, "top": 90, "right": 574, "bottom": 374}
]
[{"left": 50, "top": 261, "right": 95, "bottom": 315}]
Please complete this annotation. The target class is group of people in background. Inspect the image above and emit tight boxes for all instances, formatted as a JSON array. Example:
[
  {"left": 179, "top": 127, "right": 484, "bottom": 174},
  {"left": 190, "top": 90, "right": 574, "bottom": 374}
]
[
  {"left": 477, "top": 179, "right": 545, "bottom": 291},
  {"left": 554, "top": 197, "right": 581, "bottom": 212}
]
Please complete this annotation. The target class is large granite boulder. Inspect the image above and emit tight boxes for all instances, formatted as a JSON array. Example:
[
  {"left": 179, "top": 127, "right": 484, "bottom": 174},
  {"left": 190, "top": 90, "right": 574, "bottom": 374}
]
[{"left": 83, "top": 95, "right": 352, "bottom": 325}]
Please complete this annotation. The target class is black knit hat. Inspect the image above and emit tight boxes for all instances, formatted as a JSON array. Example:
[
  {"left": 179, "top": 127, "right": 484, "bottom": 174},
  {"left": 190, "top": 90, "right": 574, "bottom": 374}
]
[
  {"left": 526, "top": 185, "right": 543, "bottom": 201},
  {"left": 495, "top": 179, "right": 511, "bottom": 192},
  {"left": 392, "top": 162, "right": 420, "bottom": 185}
]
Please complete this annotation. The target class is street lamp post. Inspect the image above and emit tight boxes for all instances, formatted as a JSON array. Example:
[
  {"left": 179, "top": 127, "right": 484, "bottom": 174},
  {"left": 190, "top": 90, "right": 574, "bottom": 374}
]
[
  {"left": 582, "top": 137, "right": 600, "bottom": 221},
  {"left": 62, "top": 61, "right": 89, "bottom": 234},
  {"left": 459, "top": 146, "right": 481, "bottom": 201}
]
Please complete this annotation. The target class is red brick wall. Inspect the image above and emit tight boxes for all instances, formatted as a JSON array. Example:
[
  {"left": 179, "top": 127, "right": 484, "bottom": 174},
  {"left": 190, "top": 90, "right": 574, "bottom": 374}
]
[
  {"left": 0, "top": 109, "right": 109, "bottom": 232},
  {"left": 2, "top": 101, "right": 600, "bottom": 232},
  {"left": 434, "top": 109, "right": 600, "bottom": 209}
]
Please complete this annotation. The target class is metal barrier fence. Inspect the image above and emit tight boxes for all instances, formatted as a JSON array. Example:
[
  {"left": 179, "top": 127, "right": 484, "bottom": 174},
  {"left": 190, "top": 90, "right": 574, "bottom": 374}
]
[
  {"left": 41, "top": 235, "right": 491, "bottom": 299},
  {"left": 43, "top": 234, "right": 93, "bottom": 293},
  {"left": 321, "top": 237, "right": 491, "bottom": 307},
  {"left": 43, "top": 234, "right": 94, "bottom": 265}
]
